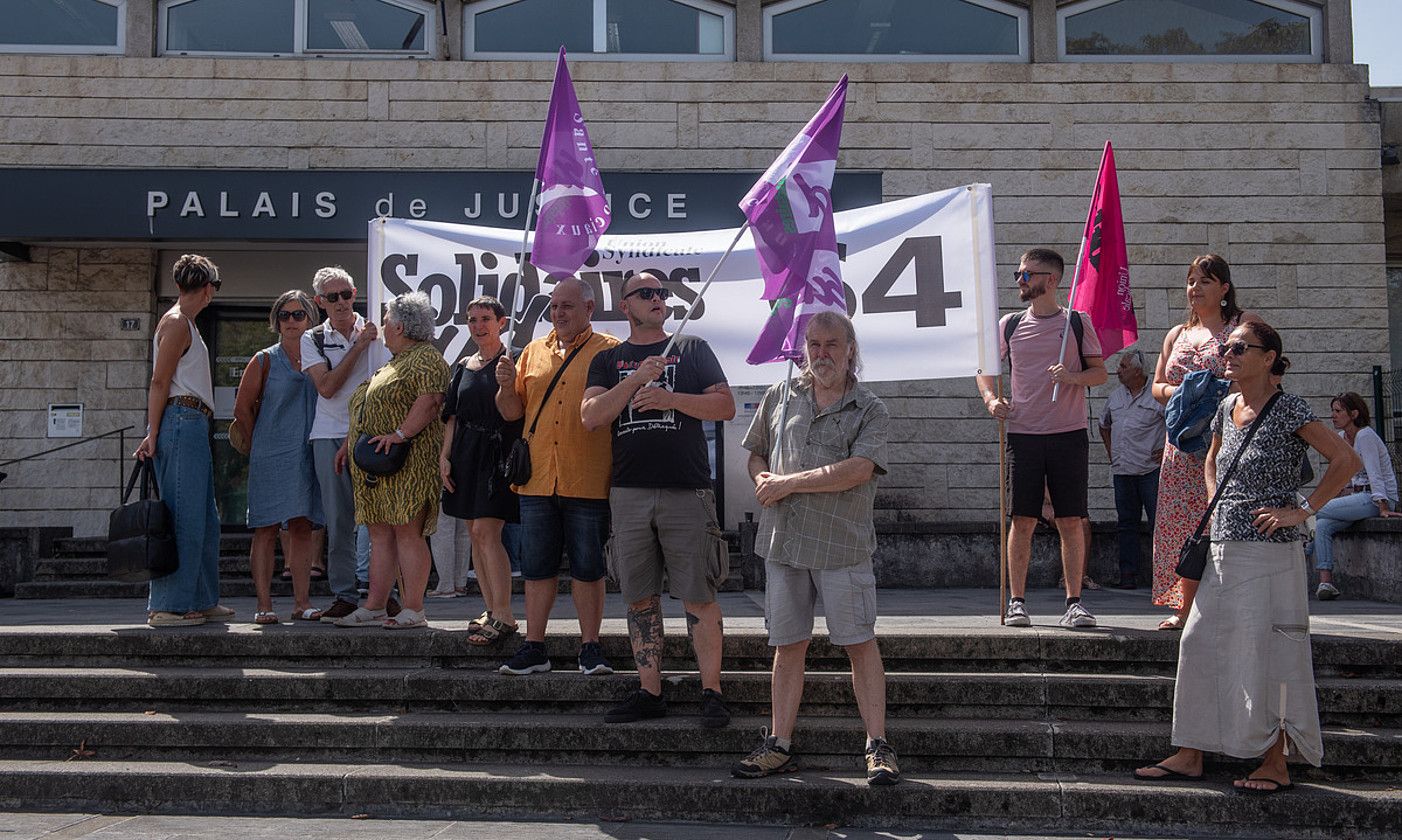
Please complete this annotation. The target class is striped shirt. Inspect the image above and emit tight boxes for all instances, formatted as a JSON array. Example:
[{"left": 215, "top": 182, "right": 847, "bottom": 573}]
[{"left": 742, "top": 378, "right": 889, "bottom": 571}]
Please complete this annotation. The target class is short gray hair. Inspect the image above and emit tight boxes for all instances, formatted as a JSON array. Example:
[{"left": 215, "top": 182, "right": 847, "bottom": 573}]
[
  {"left": 385, "top": 291, "right": 437, "bottom": 342},
  {"left": 1119, "top": 348, "right": 1147, "bottom": 372},
  {"left": 312, "top": 266, "right": 354, "bottom": 295},
  {"left": 551, "top": 276, "right": 595, "bottom": 304}
]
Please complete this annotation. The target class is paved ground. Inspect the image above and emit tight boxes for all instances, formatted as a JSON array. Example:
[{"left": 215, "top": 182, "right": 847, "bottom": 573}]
[
  {"left": 2, "top": 587, "right": 1399, "bottom": 640},
  {"left": 0, "top": 812, "right": 1239, "bottom": 840}
]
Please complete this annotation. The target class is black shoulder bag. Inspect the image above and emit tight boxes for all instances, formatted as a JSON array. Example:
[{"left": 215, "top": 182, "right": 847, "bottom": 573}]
[
  {"left": 501, "top": 340, "right": 589, "bottom": 486},
  {"left": 106, "top": 459, "right": 179, "bottom": 583},
  {"left": 1175, "top": 391, "right": 1282, "bottom": 581}
]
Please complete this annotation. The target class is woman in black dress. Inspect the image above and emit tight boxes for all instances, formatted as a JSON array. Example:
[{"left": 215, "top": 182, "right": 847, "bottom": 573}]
[{"left": 439, "top": 296, "right": 522, "bottom": 645}]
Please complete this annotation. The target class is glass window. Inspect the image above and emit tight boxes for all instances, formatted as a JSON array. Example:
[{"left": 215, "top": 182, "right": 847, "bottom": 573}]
[
  {"left": 1061, "top": 0, "right": 1319, "bottom": 60},
  {"left": 307, "top": 0, "right": 427, "bottom": 52},
  {"left": 165, "top": 0, "right": 295, "bottom": 54},
  {"left": 467, "top": 0, "right": 733, "bottom": 60},
  {"left": 2, "top": 0, "right": 123, "bottom": 53},
  {"left": 766, "top": 0, "right": 1026, "bottom": 61}
]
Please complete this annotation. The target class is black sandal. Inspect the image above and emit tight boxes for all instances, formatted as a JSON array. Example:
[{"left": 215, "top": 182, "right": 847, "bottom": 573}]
[{"left": 467, "top": 616, "right": 518, "bottom": 646}]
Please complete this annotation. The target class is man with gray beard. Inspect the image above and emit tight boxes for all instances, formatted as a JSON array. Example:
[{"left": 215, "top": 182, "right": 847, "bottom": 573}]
[{"left": 731, "top": 312, "right": 900, "bottom": 786}]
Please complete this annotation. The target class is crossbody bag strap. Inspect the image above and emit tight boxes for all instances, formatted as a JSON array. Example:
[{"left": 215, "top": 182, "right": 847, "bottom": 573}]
[
  {"left": 1188, "top": 390, "right": 1283, "bottom": 540},
  {"left": 525, "top": 339, "right": 590, "bottom": 438}
]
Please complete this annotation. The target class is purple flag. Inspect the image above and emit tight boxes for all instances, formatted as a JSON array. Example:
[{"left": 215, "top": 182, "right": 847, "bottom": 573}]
[
  {"left": 529, "top": 48, "right": 610, "bottom": 279},
  {"left": 742, "top": 76, "right": 848, "bottom": 365}
]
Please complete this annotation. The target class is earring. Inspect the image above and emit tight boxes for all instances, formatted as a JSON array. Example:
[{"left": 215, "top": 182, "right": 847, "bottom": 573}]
[{"left": 1220, "top": 299, "right": 1226, "bottom": 307}]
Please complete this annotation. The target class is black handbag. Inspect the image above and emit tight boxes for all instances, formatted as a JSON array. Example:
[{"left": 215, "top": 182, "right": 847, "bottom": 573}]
[
  {"left": 501, "top": 339, "right": 590, "bottom": 486},
  {"left": 106, "top": 459, "right": 179, "bottom": 583},
  {"left": 1175, "top": 391, "right": 1281, "bottom": 581},
  {"left": 353, "top": 432, "right": 411, "bottom": 476}
]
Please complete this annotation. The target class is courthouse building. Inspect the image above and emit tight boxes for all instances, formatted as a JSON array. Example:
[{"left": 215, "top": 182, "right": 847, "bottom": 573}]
[{"left": 0, "top": 0, "right": 1395, "bottom": 537}]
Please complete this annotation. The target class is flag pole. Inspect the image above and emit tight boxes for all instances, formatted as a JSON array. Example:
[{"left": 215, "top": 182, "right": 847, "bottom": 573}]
[
  {"left": 659, "top": 220, "right": 750, "bottom": 360},
  {"left": 505, "top": 177, "right": 541, "bottom": 357},
  {"left": 770, "top": 358, "right": 796, "bottom": 475},
  {"left": 1049, "top": 231, "right": 1088, "bottom": 403},
  {"left": 997, "top": 374, "right": 1008, "bottom": 624}
]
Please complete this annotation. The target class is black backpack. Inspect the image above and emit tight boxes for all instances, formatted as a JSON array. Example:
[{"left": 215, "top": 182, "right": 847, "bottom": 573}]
[{"left": 1003, "top": 309, "right": 1086, "bottom": 370}]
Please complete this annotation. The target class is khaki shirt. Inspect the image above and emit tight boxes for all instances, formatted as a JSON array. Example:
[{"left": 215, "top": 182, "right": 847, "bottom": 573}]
[
  {"left": 742, "top": 378, "right": 889, "bottom": 571},
  {"left": 511, "top": 325, "right": 620, "bottom": 500}
]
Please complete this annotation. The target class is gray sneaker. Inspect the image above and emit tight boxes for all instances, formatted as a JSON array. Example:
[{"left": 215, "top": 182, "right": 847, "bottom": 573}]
[
  {"left": 1316, "top": 582, "right": 1340, "bottom": 601},
  {"left": 1004, "top": 600, "right": 1031, "bottom": 627},
  {"left": 1059, "top": 602, "right": 1097, "bottom": 628}
]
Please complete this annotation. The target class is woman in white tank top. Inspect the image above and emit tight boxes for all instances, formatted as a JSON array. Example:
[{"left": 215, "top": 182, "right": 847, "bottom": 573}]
[{"left": 134, "top": 254, "right": 229, "bottom": 628}]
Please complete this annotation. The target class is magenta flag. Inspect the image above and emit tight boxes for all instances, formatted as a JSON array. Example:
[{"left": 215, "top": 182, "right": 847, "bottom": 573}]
[
  {"left": 742, "top": 76, "right": 848, "bottom": 365},
  {"left": 1071, "top": 141, "right": 1136, "bottom": 357},
  {"left": 529, "top": 48, "right": 610, "bottom": 279}
]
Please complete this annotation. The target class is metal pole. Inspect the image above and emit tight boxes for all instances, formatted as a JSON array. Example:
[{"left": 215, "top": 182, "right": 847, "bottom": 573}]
[
  {"left": 997, "top": 374, "right": 1008, "bottom": 625},
  {"left": 659, "top": 222, "right": 750, "bottom": 361},
  {"left": 118, "top": 428, "right": 125, "bottom": 502},
  {"left": 506, "top": 178, "right": 541, "bottom": 357},
  {"left": 770, "top": 359, "right": 795, "bottom": 475},
  {"left": 1373, "top": 365, "right": 1387, "bottom": 439},
  {"left": 1050, "top": 233, "right": 1089, "bottom": 403}
]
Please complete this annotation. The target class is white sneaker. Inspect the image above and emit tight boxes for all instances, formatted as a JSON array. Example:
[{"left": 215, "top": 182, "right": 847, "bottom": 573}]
[
  {"left": 1316, "top": 582, "right": 1340, "bottom": 601},
  {"left": 1004, "top": 600, "right": 1031, "bottom": 627},
  {"left": 1059, "top": 602, "right": 1097, "bottom": 629}
]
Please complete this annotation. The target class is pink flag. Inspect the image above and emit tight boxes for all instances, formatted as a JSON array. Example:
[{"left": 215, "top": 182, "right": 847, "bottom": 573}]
[
  {"left": 742, "top": 76, "right": 848, "bottom": 365},
  {"left": 529, "top": 48, "right": 610, "bottom": 279},
  {"left": 1071, "top": 141, "right": 1136, "bottom": 357}
]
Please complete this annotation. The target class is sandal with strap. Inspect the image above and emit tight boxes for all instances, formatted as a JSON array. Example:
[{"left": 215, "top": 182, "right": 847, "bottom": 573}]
[
  {"left": 467, "top": 610, "right": 492, "bottom": 632},
  {"left": 468, "top": 616, "right": 519, "bottom": 646},
  {"left": 253, "top": 610, "right": 280, "bottom": 626},
  {"left": 383, "top": 608, "right": 428, "bottom": 630},
  {"left": 1158, "top": 615, "right": 1186, "bottom": 632}
]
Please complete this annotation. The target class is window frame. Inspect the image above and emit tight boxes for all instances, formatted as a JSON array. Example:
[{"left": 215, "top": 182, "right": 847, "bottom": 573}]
[
  {"left": 463, "top": 0, "right": 736, "bottom": 62},
  {"left": 157, "top": 0, "right": 436, "bottom": 58},
  {"left": 1, "top": 0, "right": 126, "bottom": 55},
  {"left": 762, "top": 0, "right": 1029, "bottom": 63},
  {"left": 1057, "top": 0, "right": 1323, "bottom": 63}
]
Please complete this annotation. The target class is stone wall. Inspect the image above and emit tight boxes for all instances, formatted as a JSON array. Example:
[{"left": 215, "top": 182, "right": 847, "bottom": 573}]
[{"left": 0, "top": 50, "right": 1387, "bottom": 533}]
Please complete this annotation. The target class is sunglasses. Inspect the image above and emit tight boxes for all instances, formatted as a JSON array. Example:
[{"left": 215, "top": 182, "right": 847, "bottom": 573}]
[
  {"left": 1011, "top": 270, "right": 1053, "bottom": 283},
  {"left": 1218, "top": 340, "right": 1268, "bottom": 357},
  {"left": 321, "top": 289, "right": 355, "bottom": 303},
  {"left": 209, "top": 277, "right": 222, "bottom": 291},
  {"left": 277, "top": 310, "right": 308, "bottom": 322},
  {"left": 623, "top": 287, "right": 672, "bottom": 302}
]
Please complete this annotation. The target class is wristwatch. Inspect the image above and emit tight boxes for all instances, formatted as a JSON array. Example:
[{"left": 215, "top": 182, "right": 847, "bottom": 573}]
[{"left": 1299, "top": 497, "right": 1314, "bottom": 514}]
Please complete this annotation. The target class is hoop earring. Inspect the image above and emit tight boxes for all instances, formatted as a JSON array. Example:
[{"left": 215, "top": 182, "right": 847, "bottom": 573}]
[{"left": 1219, "top": 299, "right": 1226, "bottom": 307}]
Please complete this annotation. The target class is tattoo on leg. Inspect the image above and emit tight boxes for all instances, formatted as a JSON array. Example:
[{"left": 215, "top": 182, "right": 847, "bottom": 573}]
[
  {"left": 685, "top": 610, "right": 700, "bottom": 643},
  {"left": 628, "top": 601, "right": 663, "bottom": 672}
]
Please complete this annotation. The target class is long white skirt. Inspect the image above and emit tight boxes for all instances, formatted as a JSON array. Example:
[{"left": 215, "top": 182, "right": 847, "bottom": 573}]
[{"left": 1170, "top": 540, "right": 1323, "bottom": 767}]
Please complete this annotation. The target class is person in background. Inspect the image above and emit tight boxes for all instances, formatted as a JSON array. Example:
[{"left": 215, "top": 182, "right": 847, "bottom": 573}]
[
  {"left": 134, "top": 254, "right": 230, "bottom": 628},
  {"left": 235, "top": 290, "right": 324, "bottom": 625},
  {"left": 427, "top": 512, "right": 470, "bottom": 598},
  {"left": 1099, "top": 348, "right": 1166, "bottom": 589},
  {"left": 1309, "top": 391, "right": 1401, "bottom": 600}
]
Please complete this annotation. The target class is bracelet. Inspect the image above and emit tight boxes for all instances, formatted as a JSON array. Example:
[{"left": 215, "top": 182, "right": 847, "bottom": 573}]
[
  {"left": 394, "top": 428, "right": 408, "bottom": 441},
  {"left": 1299, "top": 497, "right": 1314, "bottom": 514}
]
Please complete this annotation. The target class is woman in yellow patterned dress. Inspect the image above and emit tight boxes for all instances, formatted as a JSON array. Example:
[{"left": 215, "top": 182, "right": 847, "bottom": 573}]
[{"left": 334, "top": 292, "right": 449, "bottom": 630}]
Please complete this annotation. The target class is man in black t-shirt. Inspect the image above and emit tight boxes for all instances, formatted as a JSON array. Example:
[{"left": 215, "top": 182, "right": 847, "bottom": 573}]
[{"left": 582, "top": 269, "right": 736, "bottom": 729}]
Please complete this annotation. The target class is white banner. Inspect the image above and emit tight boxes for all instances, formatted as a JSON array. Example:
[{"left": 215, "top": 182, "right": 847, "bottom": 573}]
[{"left": 367, "top": 184, "right": 1000, "bottom": 386}]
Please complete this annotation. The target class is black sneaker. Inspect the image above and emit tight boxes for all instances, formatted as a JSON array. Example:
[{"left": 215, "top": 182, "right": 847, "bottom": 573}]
[
  {"left": 699, "top": 688, "right": 731, "bottom": 729},
  {"left": 578, "top": 641, "right": 614, "bottom": 676},
  {"left": 865, "top": 737, "right": 901, "bottom": 786},
  {"left": 604, "top": 688, "right": 667, "bottom": 724},
  {"left": 499, "top": 641, "right": 551, "bottom": 675}
]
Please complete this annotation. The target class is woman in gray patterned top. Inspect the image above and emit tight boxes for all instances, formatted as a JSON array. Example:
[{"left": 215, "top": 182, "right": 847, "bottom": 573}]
[{"left": 1134, "top": 321, "right": 1359, "bottom": 794}]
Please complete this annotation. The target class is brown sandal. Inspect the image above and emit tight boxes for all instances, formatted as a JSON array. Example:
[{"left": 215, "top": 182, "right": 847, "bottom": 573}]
[
  {"left": 467, "top": 616, "right": 518, "bottom": 646},
  {"left": 467, "top": 610, "right": 491, "bottom": 633}
]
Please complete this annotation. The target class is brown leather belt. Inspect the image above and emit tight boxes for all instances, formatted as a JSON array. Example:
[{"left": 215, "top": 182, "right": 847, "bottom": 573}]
[{"left": 166, "top": 395, "right": 214, "bottom": 420}]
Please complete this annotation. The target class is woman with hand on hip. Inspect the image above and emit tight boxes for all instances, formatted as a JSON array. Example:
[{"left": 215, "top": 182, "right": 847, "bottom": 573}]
[
  {"left": 1135, "top": 321, "right": 1359, "bottom": 793},
  {"left": 134, "top": 254, "right": 229, "bottom": 628},
  {"left": 234, "top": 290, "right": 325, "bottom": 625}
]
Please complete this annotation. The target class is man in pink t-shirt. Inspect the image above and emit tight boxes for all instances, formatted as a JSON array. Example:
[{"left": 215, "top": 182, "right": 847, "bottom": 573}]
[{"left": 975, "top": 248, "right": 1108, "bottom": 630}]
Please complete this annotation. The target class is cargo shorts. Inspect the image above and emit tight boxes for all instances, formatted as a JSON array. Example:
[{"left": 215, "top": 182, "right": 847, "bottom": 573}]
[
  {"left": 763, "top": 557, "right": 878, "bottom": 647},
  {"left": 606, "top": 487, "right": 729, "bottom": 604}
]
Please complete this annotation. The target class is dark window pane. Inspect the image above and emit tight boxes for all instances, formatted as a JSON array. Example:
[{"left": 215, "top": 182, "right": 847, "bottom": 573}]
[
  {"left": 1065, "top": 0, "right": 1311, "bottom": 56},
  {"left": 474, "top": 0, "right": 591, "bottom": 53},
  {"left": 166, "top": 0, "right": 295, "bottom": 53},
  {"left": 606, "top": 0, "right": 724, "bottom": 55},
  {"left": 4, "top": 0, "right": 119, "bottom": 47},
  {"left": 307, "top": 0, "right": 426, "bottom": 51},
  {"left": 772, "top": 0, "right": 1019, "bottom": 56}
]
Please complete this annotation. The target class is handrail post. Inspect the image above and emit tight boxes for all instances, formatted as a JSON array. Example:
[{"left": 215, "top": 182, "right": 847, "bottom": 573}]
[
  {"left": 118, "top": 428, "right": 126, "bottom": 502},
  {"left": 1373, "top": 365, "right": 1387, "bottom": 440}
]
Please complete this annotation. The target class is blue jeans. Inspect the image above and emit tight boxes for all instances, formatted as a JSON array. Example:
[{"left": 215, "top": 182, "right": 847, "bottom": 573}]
[
  {"left": 1112, "top": 469, "right": 1159, "bottom": 585},
  {"left": 517, "top": 495, "right": 609, "bottom": 582},
  {"left": 148, "top": 405, "right": 220, "bottom": 613},
  {"left": 502, "top": 522, "right": 523, "bottom": 573},
  {"left": 1310, "top": 491, "right": 1384, "bottom": 571}
]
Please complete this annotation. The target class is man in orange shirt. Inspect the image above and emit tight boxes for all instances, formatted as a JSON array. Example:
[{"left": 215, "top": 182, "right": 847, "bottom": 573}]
[{"left": 495, "top": 277, "right": 619, "bottom": 676}]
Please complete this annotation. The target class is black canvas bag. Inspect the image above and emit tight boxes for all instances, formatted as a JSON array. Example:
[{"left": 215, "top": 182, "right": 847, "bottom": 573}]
[
  {"left": 106, "top": 459, "right": 179, "bottom": 583},
  {"left": 501, "top": 339, "right": 589, "bottom": 486}
]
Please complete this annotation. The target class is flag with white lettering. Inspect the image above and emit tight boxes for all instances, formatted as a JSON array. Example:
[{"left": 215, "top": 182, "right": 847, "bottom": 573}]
[
  {"left": 1070, "top": 141, "right": 1136, "bottom": 357},
  {"left": 529, "top": 47, "right": 611, "bottom": 279},
  {"left": 741, "top": 75, "right": 847, "bottom": 365}
]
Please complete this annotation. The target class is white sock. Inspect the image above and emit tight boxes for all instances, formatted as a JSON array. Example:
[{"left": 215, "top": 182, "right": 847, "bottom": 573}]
[{"left": 774, "top": 736, "right": 792, "bottom": 751}]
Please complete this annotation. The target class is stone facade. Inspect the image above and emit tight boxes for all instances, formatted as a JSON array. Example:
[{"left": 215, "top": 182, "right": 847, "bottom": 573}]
[{"left": 0, "top": 0, "right": 1390, "bottom": 534}]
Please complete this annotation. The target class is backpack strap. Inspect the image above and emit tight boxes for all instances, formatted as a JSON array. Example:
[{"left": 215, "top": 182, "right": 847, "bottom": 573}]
[
  {"left": 1004, "top": 309, "right": 1087, "bottom": 369},
  {"left": 311, "top": 323, "right": 332, "bottom": 369}
]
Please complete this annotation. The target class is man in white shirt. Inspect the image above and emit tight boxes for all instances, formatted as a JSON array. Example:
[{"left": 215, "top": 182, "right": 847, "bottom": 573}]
[
  {"left": 1098, "top": 349, "right": 1165, "bottom": 590},
  {"left": 301, "top": 266, "right": 379, "bottom": 621}
]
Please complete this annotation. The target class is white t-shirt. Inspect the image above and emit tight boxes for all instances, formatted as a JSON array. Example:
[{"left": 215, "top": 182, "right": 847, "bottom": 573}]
[{"left": 301, "top": 313, "right": 374, "bottom": 440}]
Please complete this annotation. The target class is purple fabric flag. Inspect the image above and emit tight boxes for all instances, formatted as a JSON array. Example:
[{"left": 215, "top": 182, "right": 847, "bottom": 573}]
[
  {"left": 742, "top": 75, "right": 848, "bottom": 365},
  {"left": 529, "top": 48, "right": 610, "bottom": 279}
]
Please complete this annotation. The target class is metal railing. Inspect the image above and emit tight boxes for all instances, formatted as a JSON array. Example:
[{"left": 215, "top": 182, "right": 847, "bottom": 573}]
[
  {"left": 0, "top": 426, "right": 136, "bottom": 499},
  {"left": 1371, "top": 366, "right": 1401, "bottom": 476}
]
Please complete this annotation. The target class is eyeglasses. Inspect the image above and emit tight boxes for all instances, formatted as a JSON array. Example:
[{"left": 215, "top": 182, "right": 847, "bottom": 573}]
[
  {"left": 623, "top": 287, "right": 672, "bottom": 302},
  {"left": 1011, "top": 270, "right": 1053, "bottom": 283},
  {"left": 208, "top": 277, "right": 222, "bottom": 291},
  {"left": 277, "top": 310, "right": 308, "bottom": 322},
  {"left": 1218, "top": 340, "right": 1268, "bottom": 357},
  {"left": 321, "top": 289, "right": 355, "bottom": 303}
]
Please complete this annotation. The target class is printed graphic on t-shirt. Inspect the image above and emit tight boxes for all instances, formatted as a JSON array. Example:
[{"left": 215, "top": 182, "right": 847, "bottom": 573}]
[{"left": 611, "top": 354, "right": 680, "bottom": 435}]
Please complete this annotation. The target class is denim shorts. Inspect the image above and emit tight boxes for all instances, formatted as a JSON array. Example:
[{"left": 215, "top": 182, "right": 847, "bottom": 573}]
[{"left": 517, "top": 494, "right": 609, "bottom": 582}]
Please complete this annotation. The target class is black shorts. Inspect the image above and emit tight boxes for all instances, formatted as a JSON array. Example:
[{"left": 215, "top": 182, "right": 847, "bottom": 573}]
[{"left": 1006, "top": 430, "right": 1089, "bottom": 519}]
